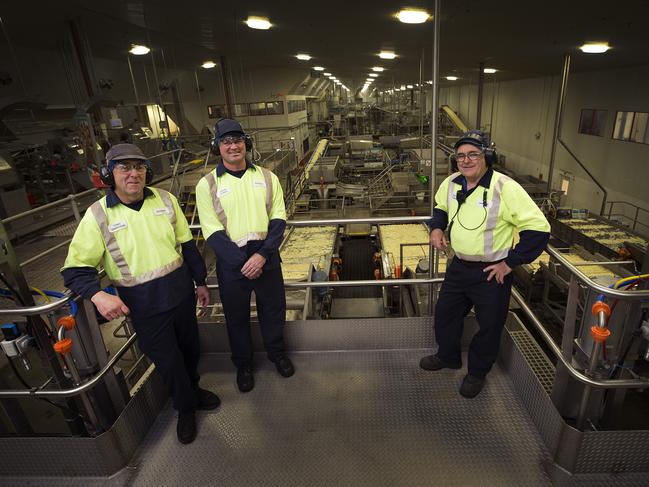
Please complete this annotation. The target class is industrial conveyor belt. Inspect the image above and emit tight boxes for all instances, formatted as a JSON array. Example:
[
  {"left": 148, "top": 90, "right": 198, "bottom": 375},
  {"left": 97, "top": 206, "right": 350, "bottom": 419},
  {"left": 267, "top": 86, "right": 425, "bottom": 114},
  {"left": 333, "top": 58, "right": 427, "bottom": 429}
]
[
  {"left": 334, "top": 238, "right": 380, "bottom": 299},
  {"left": 27, "top": 350, "right": 552, "bottom": 486}
]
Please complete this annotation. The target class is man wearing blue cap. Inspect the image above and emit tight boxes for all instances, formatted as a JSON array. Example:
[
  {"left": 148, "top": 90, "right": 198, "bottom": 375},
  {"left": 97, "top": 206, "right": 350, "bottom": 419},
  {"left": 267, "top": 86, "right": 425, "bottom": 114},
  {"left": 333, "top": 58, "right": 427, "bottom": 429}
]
[
  {"left": 420, "top": 131, "right": 550, "bottom": 397},
  {"left": 196, "top": 119, "right": 294, "bottom": 393},
  {"left": 62, "top": 143, "right": 220, "bottom": 444}
]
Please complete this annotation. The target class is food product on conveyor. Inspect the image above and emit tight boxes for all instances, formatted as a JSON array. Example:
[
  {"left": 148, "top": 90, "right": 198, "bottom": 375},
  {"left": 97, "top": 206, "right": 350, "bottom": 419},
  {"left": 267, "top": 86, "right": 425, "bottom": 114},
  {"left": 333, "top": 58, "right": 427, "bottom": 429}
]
[
  {"left": 380, "top": 223, "right": 446, "bottom": 276},
  {"left": 559, "top": 217, "right": 647, "bottom": 251},
  {"left": 280, "top": 226, "right": 338, "bottom": 281}
]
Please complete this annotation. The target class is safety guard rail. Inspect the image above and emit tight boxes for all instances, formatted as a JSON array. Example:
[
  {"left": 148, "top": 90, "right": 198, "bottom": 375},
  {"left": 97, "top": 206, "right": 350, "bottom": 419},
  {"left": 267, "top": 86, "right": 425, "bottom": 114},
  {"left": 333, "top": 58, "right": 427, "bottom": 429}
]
[{"left": 2, "top": 220, "right": 648, "bottom": 399}]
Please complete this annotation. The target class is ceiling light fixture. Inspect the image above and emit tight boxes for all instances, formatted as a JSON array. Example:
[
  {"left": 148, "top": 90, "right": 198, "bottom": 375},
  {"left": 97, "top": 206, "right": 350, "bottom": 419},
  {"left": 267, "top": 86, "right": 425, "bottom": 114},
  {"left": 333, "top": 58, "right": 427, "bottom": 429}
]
[
  {"left": 379, "top": 51, "right": 396, "bottom": 59},
  {"left": 397, "top": 9, "right": 430, "bottom": 24},
  {"left": 245, "top": 16, "right": 271, "bottom": 30},
  {"left": 313, "top": 66, "right": 325, "bottom": 71},
  {"left": 400, "top": 85, "right": 406, "bottom": 90},
  {"left": 407, "top": 84, "right": 413, "bottom": 89},
  {"left": 296, "top": 53, "right": 311, "bottom": 61},
  {"left": 372, "top": 66, "right": 385, "bottom": 72},
  {"left": 369, "top": 73, "right": 379, "bottom": 78},
  {"left": 445, "top": 76, "right": 458, "bottom": 81},
  {"left": 202, "top": 61, "right": 216, "bottom": 69},
  {"left": 129, "top": 44, "right": 150, "bottom": 55},
  {"left": 324, "top": 72, "right": 332, "bottom": 76},
  {"left": 579, "top": 42, "right": 611, "bottom": 53},
  {"left": 483, "top": 68, "right": 497, "bottom": 74}
]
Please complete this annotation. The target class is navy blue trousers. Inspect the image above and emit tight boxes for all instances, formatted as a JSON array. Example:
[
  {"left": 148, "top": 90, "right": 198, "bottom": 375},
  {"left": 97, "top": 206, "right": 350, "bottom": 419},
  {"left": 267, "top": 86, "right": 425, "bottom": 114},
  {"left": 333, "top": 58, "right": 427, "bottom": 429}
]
[
  {"left": 218, "top": 266, "right": 286, "bottom": 368},
  {"left": 434, "top": 258, "right": 513, "bottom": 379},
  {"left": 130, "top": 292, "right": 200, "bottom": 412}
]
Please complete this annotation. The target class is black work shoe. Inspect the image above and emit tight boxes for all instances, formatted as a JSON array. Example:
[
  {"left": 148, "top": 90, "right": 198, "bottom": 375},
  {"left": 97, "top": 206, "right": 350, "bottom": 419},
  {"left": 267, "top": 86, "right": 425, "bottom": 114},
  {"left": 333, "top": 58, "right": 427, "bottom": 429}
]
[
  {"left": 236, "top": 367, "right": 254, "bottom": 393},
  {"left": 274, "top": 356, "right": 295, "bottom": 377},
  {"left": 177, "top": 410, "right": 197, "bottom": 444},
  {"left": 459, "top": 374, "right": 485, "bottom": 398},
  {"left": 419, "top": 354, "right": 462, "bottom": 371},
  {"left": 196, "top": 388, "right": 221, "bottom": 410}
]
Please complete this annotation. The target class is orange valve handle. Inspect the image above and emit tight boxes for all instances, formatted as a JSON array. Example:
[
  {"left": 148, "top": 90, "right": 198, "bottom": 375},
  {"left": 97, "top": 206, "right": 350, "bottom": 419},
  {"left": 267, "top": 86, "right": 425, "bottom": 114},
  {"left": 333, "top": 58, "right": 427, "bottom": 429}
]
[
  {"left": 590, "top": 326, "right": 611, "bottom": 343},
  {"left": 394, "top": 265, "right": 402, "bottom": 279},
  {"left": 57, "top": 315, "right": 76, "bottom": 330},
  {"left": 591, "top": 301, "right": 611, "bottom": 318},
  {"left": 53, "top": 338, "right": 73, "bottom": 355}
]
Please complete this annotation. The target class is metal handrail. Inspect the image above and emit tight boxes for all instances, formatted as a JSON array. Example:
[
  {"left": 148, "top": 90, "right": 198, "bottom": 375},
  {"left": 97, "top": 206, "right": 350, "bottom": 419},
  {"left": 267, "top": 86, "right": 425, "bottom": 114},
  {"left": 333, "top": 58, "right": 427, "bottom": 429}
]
[
  {"left": 0, "top": 334, "right": 138, "bottom": 398},
  {"left": 545, "top": 244, "right": 649, "bottom": 299},
  {"left": 1, "top": 189, "right": 100, "bottom": 225},
  {"left": 606, "top": 200, "right": 649, "bottom": 232},
  {"left": 0, "top": 293, "right": 74, "bottom": 316},
  {"left": 510, "top": 287, "right": 648, "bottom": 389}
]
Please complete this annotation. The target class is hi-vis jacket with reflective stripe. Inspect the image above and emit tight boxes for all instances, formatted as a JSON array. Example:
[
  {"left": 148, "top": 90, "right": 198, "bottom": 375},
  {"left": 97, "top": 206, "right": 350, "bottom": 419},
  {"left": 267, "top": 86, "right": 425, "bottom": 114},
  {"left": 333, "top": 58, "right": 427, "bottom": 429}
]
[
  {"left": 62, "top": 188, "right": 193, "bottom": 287},
  {"left": 195, "top": 165, "right": 286, "bottom": 246},
  {"left": 435, "top": 170, "right": 550, "bottom": 262}
]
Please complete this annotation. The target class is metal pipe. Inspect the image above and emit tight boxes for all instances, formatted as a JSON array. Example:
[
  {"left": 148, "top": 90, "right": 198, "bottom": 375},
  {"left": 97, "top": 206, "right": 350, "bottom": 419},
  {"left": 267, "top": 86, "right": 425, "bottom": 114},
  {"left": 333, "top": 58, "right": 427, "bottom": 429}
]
[
  {"left": 62, "top": 352, "right": 100, "bottom": 429},
  {"left": 547, "top": 53, "right": 570, "bottom": 195},
  {"left": 428, "top": 0, "right": 441, "bottom": 316},
  {"left": 0, "top": 334, "right": 137, "bottom": 398},
  {"left": 476, "top": 62, "right": 484, "bottom": 129},
  {"left": 557, "top": 138, "right": 608, "bottom": 215},
  {"left": 510, "top": 287, "right": 648, "bottom": 389},
  {"left": 127, "top": 55, "right": 143, "bottom": 121}
]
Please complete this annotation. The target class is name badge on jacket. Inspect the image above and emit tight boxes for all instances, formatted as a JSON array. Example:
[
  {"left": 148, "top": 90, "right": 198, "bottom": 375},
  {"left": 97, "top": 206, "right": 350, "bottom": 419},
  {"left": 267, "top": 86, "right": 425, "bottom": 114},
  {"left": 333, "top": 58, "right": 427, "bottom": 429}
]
[
  {"left": 153, "top": 207, "right": 171, "bottom": 216},
  {"left": 217, "top": 187, "right": 232, "bottom": 198},
  {"left": 253, "top": 180, "right": 266, "bottom": 188},
  {"left": 108, "top": 221, "right": 128, "bottom": 232}
]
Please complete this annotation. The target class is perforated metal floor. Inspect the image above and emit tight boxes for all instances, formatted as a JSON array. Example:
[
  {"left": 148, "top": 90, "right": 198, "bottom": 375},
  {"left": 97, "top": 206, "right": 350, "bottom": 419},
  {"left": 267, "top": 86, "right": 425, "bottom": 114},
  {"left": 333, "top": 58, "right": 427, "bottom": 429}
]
[{"left": 120, "top": 350, "right": 552, "bottom": 486}]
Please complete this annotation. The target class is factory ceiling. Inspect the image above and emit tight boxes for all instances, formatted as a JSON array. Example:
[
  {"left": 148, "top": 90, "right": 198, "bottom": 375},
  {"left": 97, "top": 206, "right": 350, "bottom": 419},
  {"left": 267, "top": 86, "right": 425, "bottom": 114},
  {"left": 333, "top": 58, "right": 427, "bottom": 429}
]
[{"left": 2, "top": 0, "right": 649, "bottom": 91}]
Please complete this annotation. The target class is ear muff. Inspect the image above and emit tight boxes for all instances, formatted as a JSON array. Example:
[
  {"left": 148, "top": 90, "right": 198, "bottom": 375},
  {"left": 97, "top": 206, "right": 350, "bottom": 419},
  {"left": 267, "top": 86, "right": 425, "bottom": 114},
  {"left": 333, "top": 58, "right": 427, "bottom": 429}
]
[
  {"left": 484, "top": 147, "right": 498, "bottom": 166},
  {"left": 100, "top": 160, "right": 153, "bottom": 187},
  {"left": 145, "top": 161, "right": 154, "bottom": 184},
  {"left": 449, "top": 153, "right": 458, "bottom": 172},
  {"left": 99, "top": 164, "right": 114, "bottom": 186}
]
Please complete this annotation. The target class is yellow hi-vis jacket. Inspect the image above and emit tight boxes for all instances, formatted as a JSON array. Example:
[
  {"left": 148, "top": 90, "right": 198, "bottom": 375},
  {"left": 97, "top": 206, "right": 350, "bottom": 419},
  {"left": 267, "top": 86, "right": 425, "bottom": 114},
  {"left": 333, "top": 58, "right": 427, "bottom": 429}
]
[
  {"left": 435, "top": 170, "right": 550, "bottom": 262},
  {"left": 195, "top": 164, "right": 286, "bottom": 245},
  {"left": 62, "top": 188, "right": 193, "bottom": 287}
]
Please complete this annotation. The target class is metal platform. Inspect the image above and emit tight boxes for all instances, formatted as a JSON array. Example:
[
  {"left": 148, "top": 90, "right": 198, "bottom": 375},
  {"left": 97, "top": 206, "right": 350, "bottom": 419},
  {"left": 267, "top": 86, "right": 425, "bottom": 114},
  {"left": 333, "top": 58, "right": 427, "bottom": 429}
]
[
  {"left": 5, "top": 350, "right": 552, "bottom": 486},
  {"left": 2, "top": 316, "right": 649, "bottom": 485}
]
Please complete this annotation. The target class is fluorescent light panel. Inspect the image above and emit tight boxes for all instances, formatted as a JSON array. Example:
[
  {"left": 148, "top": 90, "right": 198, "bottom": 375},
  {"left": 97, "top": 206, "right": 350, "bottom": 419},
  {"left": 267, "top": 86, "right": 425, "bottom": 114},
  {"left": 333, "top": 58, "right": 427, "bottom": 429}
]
[
  {"left": 579, "top": 42, "right": 610, "bottom": 53},
  {"left": 397, "top": 9, "right": 430, "bottom": 24},
  {"left": 245, "top": 16, "right": 271, "bottom": 30},
  {"left": 129, "top": 44, "right": 150, "bottom": 55}
]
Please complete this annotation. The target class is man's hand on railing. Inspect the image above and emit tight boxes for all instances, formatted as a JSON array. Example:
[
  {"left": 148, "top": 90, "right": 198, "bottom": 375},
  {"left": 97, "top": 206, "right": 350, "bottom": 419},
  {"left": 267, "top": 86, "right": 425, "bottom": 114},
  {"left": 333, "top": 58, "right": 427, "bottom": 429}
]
[{"left": 91, "top": 291, "right": 130, "bottom": 321}]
